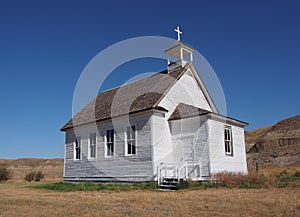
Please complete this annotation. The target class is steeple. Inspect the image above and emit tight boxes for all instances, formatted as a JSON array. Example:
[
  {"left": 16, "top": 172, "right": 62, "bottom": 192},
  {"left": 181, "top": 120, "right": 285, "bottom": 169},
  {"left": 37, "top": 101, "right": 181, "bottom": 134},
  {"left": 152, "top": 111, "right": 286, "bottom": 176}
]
[{"left": 165, "top": 26, "right": 195, "bottom": 72}]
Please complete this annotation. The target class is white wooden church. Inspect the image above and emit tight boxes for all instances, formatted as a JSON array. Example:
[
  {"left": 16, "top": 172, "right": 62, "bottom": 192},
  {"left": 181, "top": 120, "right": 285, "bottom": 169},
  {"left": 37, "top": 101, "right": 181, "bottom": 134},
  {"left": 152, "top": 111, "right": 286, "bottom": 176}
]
[{"left": 61, "top": 28, "right": 248, "bottom": 183}]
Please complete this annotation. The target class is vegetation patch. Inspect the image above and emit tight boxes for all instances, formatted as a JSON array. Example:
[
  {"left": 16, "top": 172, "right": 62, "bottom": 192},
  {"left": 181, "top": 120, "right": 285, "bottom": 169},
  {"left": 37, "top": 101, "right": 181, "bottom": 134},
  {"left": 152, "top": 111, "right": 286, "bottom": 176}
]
[
  {"left": 24, "top": 171, "right": 45, "bottom": 182},
  {"left": 213, "top": 172, "right": 268, "bottom": 189},
  {"left": 177, "top": 170, "right": 300, "bottom": 190},
  {"left": 32, "top": 181, "right": 158, "bottom": 192},
  {"left": 31, "top": 170, "right": 300, "bottom": 192},
  {"left": 0, "top": 167, "right": 13, "bottom": 182}
]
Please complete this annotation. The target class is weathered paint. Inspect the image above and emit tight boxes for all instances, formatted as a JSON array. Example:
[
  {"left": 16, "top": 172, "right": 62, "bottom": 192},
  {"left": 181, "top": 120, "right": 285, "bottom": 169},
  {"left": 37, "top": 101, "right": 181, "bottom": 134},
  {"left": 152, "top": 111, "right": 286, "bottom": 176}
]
[
  {"left": 170, "top": 116, "right": 210, "bottom": 176},
  {"left": 63, "top": 68, "right": 248, "bottom": 182},
  {"left": 158, "top": 70, "right": 212, "bottom": 119},
  {"left": 152, "top": 112, "right": 173, "bottom": 177},
  {"left": 64, "top": 112, "right": 154, "bottom": 182},
  {"left": 207, "top": 117, "right": 248, "bottom": 174}
]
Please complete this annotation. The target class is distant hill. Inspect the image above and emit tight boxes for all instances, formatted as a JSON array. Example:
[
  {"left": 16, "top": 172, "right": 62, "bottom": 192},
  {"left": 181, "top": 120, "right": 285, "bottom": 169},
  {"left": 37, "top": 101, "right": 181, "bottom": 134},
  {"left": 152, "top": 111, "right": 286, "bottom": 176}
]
[
  {"left": 0, "top": 158, "right": 63, "bottom": 180},
  {"left": 246, "top": 114, "right": 300, "bottom": 170}
]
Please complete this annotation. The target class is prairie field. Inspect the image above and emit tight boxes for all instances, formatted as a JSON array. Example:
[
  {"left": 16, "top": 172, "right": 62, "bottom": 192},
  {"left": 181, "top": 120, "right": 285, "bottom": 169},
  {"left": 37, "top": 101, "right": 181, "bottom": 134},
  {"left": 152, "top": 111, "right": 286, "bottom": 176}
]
[
  {"left": 1, "top": 160, "right": 299, "bottom": 216},
  {"left": 0, "top": 181, "right": 299, "bottom": 217}
]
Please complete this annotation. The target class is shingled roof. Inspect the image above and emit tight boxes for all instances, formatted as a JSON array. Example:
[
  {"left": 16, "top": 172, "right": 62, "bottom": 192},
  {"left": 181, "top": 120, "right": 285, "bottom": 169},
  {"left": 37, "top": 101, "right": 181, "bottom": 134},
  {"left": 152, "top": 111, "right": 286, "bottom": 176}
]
[
  {"left": 168, "top": 103, "right": 248, "bottom": 127},
  {"left": 60, "top": 66, "right": 188, "bottom": 131},
  {"left": 168, "top": 103, "right": 211, "bottom": 121}
]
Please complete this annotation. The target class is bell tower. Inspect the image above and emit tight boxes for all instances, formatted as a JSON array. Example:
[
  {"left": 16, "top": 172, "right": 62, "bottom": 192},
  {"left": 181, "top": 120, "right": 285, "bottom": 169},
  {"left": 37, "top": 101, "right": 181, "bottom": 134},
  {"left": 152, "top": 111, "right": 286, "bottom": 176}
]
[{"left": 164, "top": 26, "right": 195, "bottom": 72}]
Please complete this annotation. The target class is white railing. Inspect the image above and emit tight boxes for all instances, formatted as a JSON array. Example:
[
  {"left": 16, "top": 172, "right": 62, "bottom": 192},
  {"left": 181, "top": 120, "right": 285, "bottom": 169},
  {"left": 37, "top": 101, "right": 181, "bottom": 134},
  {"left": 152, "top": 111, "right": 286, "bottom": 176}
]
[
  {"left": 177, "top": 161, "right": 201, "bottom": 180},
  {"left": 157, "top": 163, "right": 178, "bottom": 185},
  {"left": 157, "top": 161, "right": 201, "bottom": 185}
]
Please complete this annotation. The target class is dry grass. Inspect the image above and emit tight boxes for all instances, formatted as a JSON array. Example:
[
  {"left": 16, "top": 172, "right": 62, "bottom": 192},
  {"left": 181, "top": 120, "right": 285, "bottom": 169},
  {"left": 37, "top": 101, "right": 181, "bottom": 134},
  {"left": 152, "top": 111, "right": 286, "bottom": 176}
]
[
  {"left": 0, "top": 182, "right": 299, "bottom": 217},
  {"left": 255, "top": 164, "right": 300, "bottom": 175},
  {"left": 1, "top": 159, "right": 299, "bottom": 216}
]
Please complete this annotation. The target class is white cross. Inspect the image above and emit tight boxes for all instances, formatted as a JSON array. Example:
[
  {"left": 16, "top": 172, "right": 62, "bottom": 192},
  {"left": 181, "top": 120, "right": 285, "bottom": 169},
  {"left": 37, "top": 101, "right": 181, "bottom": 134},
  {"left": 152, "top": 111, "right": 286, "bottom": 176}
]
[{"left": 174, "top": 26, "right": 182, "bottom": 41}]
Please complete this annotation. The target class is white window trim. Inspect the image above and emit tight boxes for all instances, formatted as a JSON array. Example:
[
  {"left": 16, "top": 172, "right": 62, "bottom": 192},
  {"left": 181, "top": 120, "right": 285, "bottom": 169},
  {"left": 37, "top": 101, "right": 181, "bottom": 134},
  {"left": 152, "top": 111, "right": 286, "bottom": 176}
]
[
  {"left": 125, "top": 125, "right": 137, "bottom": 156},
  {"left": 105, "top": 129, "right": 115, "bottom": 158},
  {"left": 224, "top": 126, "right": 233, "bottom": 156},
  {"left": 88, "top": 133, "right": 97, "bottom": 160},
  {"left": 74, "top": 136, "right": 81, "bottom": 160}
]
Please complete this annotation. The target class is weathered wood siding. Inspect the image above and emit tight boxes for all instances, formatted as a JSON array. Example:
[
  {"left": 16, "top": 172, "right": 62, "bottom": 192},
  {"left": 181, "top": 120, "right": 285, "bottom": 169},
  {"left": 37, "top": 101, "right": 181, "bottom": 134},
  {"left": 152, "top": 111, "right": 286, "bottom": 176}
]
[
  {"left": 207, "top": 118, "right": 248, "bottom": 174},
  {"left": 152, "top": 112, "right": 173, "bottom": 176},
  {"left": 158, "top": 70, "right": 212, "bottom": 119},
  {"left": 64, "top": 112, "right": 153, "bottom": 182},
  {"left": 170, "top": 116, "right": 210, "bottom": 176}
]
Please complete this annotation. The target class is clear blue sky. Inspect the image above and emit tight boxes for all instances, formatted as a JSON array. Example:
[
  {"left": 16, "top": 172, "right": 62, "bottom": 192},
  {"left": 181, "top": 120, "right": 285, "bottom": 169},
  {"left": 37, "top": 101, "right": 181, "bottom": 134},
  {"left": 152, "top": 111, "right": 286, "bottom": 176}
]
[{"left": 0, "top": 0, "right": 299, "bottom": 159}]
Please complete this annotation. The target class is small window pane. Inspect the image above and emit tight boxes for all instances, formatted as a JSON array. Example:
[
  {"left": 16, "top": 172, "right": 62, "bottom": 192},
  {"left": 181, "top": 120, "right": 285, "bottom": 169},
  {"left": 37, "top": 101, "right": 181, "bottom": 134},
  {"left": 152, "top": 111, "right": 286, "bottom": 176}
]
[
  {"left": 224, "top": 128, "right": 232, "bottom": 156},
  {"left": 75, "top": 136, "right": 81, "bottom": 160},
  {"left": 106, "top": 130, "right": 114, "bottom": 157},
  {"left": 126, "top": 126, "right": 136, "bottom": 155}
]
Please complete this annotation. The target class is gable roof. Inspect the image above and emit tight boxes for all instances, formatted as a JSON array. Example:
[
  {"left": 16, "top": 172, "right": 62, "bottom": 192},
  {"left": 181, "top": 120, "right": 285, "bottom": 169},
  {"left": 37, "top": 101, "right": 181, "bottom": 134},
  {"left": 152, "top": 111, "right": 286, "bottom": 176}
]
[
  {"left": 168, "top": 103, "right": 248, "bottom": 127},
  {"left": 168, "top": 103, "right": 210, "bottom": 121},
  {"left": 60, "top": 66, "right": 187, "bottom": 131}
]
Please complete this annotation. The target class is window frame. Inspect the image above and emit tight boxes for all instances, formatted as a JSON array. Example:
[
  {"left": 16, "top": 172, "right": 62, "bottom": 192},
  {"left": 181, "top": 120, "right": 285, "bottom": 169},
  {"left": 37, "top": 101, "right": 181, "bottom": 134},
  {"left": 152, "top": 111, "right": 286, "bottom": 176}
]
[
  {"left": 89, "top": 133, "right": 97, "bottom": 159},
  {"left": 74, "top": 136, "right": 81, "bottom": 160},
  {"left": 125, "top": 125, "right": 137, "bottom": 156},
  {"left": 224, "top": 126, "right": 233, "bottom": 156},
  {"left": 105, "top": 129, "right": 115, "bottom": 158}
]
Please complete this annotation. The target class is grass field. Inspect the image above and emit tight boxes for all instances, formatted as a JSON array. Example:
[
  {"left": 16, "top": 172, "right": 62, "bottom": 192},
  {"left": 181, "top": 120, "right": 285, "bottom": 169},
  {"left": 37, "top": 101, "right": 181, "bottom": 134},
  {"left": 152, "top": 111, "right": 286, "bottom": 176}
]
[
  {"left": 1, "top": 164, "right": 299, "bottom": 216},
  {"left": 0, "top": 181, "right": 299, "bottom": 217}
]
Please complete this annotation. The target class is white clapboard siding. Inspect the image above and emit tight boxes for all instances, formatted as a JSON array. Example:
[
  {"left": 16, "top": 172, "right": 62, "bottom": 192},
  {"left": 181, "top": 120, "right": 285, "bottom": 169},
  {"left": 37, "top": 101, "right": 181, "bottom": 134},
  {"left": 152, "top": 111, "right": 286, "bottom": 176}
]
[
  {"left": 151, "top": 112, "right": 173, "bottom": 176},
  {"left": 170, "top": 116, "right": 210, "bottom": 176},
  {"left": 207, "top": 118, "right": 248, "bottom": 174},
  {"left": 158, "top": 70, "right": 212, "bottom": 119},
  {"left": 64, "top": 112, "right": 154, "bottom": 182}
]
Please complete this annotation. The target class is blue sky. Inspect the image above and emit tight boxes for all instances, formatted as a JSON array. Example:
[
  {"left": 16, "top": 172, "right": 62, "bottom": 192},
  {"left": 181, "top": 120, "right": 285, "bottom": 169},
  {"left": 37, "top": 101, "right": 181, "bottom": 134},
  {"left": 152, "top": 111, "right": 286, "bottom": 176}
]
[{"left": 0, "top": 0, "right": 299, "bottom": 159}]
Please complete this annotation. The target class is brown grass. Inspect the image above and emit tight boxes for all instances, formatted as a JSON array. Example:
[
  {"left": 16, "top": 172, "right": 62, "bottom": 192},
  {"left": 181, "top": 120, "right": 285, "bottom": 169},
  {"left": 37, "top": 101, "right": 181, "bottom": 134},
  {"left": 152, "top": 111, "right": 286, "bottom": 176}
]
[
  {"left": 0, "top": 182, "right": 299, "bottom": 217},
  {"left": 251, "top": 164, "right": 300, "bottom": 178}
]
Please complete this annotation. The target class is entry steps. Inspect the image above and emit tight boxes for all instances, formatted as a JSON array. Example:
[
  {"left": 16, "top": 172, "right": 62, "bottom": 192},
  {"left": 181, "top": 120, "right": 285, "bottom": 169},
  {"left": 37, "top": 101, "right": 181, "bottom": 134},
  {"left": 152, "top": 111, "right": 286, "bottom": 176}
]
[{"left": 158, "top": 177, "right": 179, "bottom": 190}]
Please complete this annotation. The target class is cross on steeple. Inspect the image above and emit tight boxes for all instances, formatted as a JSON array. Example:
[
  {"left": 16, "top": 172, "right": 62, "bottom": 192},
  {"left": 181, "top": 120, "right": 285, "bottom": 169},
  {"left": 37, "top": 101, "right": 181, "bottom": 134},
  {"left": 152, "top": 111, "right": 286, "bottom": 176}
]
[{"left": 174, "top": 26, "right": 182, "bottom": 41}]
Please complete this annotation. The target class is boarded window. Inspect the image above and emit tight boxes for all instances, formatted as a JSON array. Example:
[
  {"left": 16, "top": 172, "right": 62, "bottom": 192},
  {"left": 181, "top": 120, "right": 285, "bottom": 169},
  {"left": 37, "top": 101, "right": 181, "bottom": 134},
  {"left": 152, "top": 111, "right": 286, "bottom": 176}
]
[
  {"left": 224, "top": 127, "right": 233, "bottom": 156},
  {"left": 89, "top": 133, "right": 96, "bottom": 158},
  {"left": 106, "top": 130, "right": 114, "bottom": 157},
  {"left": 74, "top": 136, "right": 81, "bottom": 160},
  {"left": 126, "top": 126, "right": 136, "bottom": 156}
]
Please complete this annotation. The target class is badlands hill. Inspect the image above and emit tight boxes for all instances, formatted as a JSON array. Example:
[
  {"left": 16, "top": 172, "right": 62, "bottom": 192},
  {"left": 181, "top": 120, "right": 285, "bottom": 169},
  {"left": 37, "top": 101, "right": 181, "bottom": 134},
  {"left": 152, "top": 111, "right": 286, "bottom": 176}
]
[
  {"left": 246, "top": 114, "right": 300, "bottom": 169},
  {"left": 0, "top": 158, "right": 63, "bottom": 180}
]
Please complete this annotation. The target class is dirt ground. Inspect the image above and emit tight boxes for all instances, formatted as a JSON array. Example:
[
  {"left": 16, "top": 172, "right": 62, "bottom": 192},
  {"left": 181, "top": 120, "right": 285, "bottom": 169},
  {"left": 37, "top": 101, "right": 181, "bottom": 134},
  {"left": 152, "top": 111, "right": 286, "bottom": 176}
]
[{"left": 0, "top": 182, "right": 299, "bottom": 217}]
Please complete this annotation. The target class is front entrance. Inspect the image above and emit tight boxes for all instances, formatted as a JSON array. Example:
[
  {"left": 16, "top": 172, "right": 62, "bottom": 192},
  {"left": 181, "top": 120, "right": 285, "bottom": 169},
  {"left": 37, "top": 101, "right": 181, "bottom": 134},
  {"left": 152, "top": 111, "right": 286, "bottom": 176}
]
[{"left": 179, "top": 135, "right": 200, "bottom": 178}]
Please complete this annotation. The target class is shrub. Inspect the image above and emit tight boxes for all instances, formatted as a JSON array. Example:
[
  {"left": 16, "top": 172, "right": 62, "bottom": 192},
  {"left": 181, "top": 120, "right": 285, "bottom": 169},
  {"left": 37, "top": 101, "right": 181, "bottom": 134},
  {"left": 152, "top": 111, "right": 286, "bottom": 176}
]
[
  {"left": 25, "top": 171, "right": 35, "bottom": 182},
  {"left": 144, "top": 180, "right": 158, "bottom": 190},
  {"left": 34, "top": 171, "right": 45, "bottom": 181},
  {"left": 24, "top": 171, "right": 45, "bottom": 182},
  {"left": 212, "top": 171, "right": 267, "bottom": 188},
  {"left": 176, "top": 180, "right": 190, "bottom": 189},
  {"left": 0, "top": 167, "right": 13, "bottom": 182},
  {"left": 294, "top": 171, "right": 300, "bottom": 177}
]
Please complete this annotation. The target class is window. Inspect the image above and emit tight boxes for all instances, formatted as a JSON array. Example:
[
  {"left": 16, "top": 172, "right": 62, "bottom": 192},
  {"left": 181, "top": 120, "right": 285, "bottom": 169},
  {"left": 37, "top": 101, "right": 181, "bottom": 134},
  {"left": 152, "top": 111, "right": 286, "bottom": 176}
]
[
  {"left": 224, "top": 127, "right": 233, "bottom": 156},
  {"left": 126, "top": 125, "right": 136, "bottom": 156},
  {"left": 74, "top": 136, "right": 81, "bottom": 160},
  {"left": 105, "top": 129, "right": 114, "bottom": 157},
  {"left": 89, "top": 133, "right": 96, "bottom": 158}
]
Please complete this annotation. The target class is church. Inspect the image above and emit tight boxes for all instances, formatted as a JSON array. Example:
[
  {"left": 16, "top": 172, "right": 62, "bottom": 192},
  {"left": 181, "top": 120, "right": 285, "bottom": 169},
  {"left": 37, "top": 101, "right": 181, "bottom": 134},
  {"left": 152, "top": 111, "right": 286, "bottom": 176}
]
[{"left": 61, "top": 28, "right": 248, "bottom": 183}]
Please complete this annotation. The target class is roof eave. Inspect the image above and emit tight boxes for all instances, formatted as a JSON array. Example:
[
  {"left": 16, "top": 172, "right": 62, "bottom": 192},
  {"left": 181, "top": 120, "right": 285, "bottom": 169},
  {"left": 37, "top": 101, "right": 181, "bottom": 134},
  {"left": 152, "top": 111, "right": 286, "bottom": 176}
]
[
  {"left": 60, "top": 106, "right": 168, "bottom": 132},
  {"left": 208, "top": 113, "right": 249, "bottom": 127}
]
